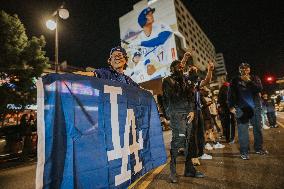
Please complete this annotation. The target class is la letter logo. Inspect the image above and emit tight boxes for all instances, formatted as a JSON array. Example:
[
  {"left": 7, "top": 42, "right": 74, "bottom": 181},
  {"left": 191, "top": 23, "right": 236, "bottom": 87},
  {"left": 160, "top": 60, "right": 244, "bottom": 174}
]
[{"left": 104, "top": 85, "right": 143, "bottom": 186}]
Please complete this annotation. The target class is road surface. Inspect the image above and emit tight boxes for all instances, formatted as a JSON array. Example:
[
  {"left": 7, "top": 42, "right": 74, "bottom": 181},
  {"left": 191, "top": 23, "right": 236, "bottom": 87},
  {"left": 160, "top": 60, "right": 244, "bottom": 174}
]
[{"left": 1, "top": 113, "right": 284, "bottom": 189}]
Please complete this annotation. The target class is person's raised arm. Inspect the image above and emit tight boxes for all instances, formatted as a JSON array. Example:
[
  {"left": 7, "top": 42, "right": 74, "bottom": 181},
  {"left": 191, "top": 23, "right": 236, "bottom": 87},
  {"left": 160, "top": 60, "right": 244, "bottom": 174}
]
[
  {"left": 181, "top": 50, "right": 193, "bottom": 66},
  {"left": 200, "top": 61, "right": 214, "bottom": 87}
]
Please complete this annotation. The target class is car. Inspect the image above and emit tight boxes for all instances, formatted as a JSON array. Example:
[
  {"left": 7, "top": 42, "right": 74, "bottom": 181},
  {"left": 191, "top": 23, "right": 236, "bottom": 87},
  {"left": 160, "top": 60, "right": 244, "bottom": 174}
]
[
  {"left": 0, "top": 125, "right": 37, "bottom": 162},
  {"left": 0, "top": 126, "right": 23, "bottom": 161}
]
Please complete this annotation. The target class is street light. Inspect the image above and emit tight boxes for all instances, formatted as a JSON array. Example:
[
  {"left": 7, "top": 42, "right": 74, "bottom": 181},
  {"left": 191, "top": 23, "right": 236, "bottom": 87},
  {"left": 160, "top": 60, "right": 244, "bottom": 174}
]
[
  {"left": 46, "top": 5, "right": 69, "bottom": 73},
  {"left": 46, "top": 20, "right": 56, "bottom": 30}
]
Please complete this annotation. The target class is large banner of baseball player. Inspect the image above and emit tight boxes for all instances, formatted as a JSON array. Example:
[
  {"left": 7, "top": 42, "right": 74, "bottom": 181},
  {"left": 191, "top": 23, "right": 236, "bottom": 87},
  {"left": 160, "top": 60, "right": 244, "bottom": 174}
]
[
  {"left": 120, "top": 4, "right": 177, "bottom": 83},
  {"left": 36, "top": 74, "right": 167, "bottom": 189}
]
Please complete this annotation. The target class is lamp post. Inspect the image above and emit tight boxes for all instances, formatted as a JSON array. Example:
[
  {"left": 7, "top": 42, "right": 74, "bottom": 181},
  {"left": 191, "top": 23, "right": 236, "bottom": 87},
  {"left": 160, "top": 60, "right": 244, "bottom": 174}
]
[{"left": 46, "top": 6, "right": 69, "bottom": 73}]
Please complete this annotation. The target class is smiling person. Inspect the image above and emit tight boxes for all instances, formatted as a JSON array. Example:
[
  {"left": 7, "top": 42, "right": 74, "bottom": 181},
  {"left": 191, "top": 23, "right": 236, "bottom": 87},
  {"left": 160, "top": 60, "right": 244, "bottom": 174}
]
[
  {"left": 93, "top": 46, "right": 139, "bottom": 87},
  {"left": 73, "top": 46, "right": 139, "bottom": 87}
]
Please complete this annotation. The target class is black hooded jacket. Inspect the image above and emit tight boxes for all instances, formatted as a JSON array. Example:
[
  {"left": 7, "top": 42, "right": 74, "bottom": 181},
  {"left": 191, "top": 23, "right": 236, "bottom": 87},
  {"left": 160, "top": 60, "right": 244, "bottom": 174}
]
[{"left": 162, "top": 74, "right": 195, "bottom": 116}]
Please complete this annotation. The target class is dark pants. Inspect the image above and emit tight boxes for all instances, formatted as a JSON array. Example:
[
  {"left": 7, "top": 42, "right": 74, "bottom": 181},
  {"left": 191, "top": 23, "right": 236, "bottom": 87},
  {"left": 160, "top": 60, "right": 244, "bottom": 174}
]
[
  {"left": 191, "top": 110, "right": 205, "bottom": 157},
  {"left": 211, "top": 115, "right": 221, "bottom": 132},
  {"left": 169, "top": 111, "right": 203, "bottom": 175},
  {"left": 220, "top": 112, "right": 236, "bottom": 142},
  {"left": 22, "top": 135, "right": 32, "bottom": 160},
  {"left": 266, "top": 112, "right": 276, "bottom": 127},
  {"left": 236, "top": 106, "right": 263, "bottom": 154},
  {"left": 169, "top": 112, "right": 187, "bottom": 159}
]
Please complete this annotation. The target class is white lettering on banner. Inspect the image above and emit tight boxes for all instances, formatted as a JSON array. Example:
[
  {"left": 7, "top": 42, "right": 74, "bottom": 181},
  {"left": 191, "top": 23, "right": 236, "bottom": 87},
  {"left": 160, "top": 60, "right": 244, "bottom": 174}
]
[
  {"left": 104, "top": 85, "right": 143, "bottom": 186},
  {"left": 128, "top": 109, "right": 143, "bottom": 174},
  {"left": 105, "top": 86, "right": 123, "bottom": 161}
]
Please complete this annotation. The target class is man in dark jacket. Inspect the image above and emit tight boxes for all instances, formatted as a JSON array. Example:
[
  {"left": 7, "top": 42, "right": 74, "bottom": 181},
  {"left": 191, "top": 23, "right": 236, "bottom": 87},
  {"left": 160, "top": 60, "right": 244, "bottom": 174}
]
[
  {"left": 229, "top": 63, "right": 267, "bottom": 160},
  {"left": 162, "top": 51, "right": 205, "bottom": 183},
  {"left": 218, "top": 82, "right": 236, "bottom": 143}
]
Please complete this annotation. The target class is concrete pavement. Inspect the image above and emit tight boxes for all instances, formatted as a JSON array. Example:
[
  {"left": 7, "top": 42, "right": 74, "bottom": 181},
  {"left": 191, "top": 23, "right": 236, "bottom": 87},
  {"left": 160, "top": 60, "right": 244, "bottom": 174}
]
[
  {"left": 132, "top": 113, "right": 284, "bottom": 189},
  {"left": 0, "top": 113, "right": 284, "bottom": 189}
]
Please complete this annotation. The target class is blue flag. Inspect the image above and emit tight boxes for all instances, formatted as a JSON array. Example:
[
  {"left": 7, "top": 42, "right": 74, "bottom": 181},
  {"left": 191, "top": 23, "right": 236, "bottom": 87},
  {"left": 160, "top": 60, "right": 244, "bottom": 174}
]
[{"left": 36, "top": 73, "right": 167, "bottom": 189}]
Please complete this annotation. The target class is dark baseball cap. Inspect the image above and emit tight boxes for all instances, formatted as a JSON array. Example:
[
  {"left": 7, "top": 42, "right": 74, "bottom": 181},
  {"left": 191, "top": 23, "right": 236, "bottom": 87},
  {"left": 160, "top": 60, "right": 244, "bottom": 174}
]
[
  {"left": 239, "top": 62, "right": 250, "bottom": 69},
  {"left": 138, "top": 7, "right": 155, "bottom": 28},
  {"left": 110, "top": 46, "right": 127, "bottom": 57}
]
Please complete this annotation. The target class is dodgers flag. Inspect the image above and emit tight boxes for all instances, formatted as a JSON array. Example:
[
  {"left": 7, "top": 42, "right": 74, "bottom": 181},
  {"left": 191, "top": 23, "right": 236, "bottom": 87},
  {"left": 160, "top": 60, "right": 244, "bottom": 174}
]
[{"left": 36, "top": 74, "right": 167, "bottom": 189}]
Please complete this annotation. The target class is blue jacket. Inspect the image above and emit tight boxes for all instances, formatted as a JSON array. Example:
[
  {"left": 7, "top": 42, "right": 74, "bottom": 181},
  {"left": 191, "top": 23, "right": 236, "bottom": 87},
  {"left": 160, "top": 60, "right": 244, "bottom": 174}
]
[
  {"left": 94, "top": 67, "right": 139, "bottom": 87},
  {"left": 229, "top": 75, "right": 263, "bottom": 109}
]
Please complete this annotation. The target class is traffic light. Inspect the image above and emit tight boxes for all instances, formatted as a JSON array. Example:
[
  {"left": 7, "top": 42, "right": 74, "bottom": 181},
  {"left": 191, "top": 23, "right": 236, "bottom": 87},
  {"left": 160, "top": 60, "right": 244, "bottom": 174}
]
[{"left": 264, "top": 75, "right": 275, "bottom": 84}]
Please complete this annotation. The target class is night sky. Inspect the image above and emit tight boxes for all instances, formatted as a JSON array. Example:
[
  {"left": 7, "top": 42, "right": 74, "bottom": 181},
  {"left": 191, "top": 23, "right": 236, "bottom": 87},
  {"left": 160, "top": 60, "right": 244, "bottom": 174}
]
[{"left": 1, "top": 0, "right": 283, "bottom": 80}]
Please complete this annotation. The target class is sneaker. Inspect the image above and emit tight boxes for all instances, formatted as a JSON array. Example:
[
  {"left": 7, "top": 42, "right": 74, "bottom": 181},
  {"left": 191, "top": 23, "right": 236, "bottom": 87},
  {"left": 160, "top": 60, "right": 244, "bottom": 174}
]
[
  {"left": 200, "top": 153, "right": 212, "bottom": 160},
  {"left": 262, "top": 125, "right": 270, "bottom": 130},
  {"left": 255, "top": 149, "right": 269, "bottom": 155},
  {"left": 184, "top": 171, "right": 205, "bottom": 178},
  {"left": 213, "top": 142, "right": 225, "bottom": 149},
  {"left": 205, "top": 143, "right": 213, "bottom": 150},
  {"left": 240, "top": 153, "right": 249, "bottom": 160},
  {"left": 219, "top": 135, "right": 226, "bottom": 139},
  {"left": 229, "top": 140, "right": 235, "bottom": 144},
  {"left": 169, "top": 173, "right": 178, "bottom": 183},
  {"left": 192, "top": 158, "right": 201, "bottom": 166}
]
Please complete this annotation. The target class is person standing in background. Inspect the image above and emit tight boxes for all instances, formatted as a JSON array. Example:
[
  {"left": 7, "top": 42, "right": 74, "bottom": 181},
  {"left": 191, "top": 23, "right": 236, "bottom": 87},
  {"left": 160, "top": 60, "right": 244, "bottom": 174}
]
[
  {"left": 229, "top": 63, "right": 267, "bottom": 160},
  {"left": 218, "top": 82, "right": 236, "bottom": 143},
  {"left": 262, "top": 93, "right": 277, "bottom": 128}
]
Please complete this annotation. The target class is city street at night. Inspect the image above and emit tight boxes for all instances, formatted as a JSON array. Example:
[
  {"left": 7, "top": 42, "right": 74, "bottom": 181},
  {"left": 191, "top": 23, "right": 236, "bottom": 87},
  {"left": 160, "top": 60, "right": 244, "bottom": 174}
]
[
  {"left": 0, "top": 0, "right": 283, "bottom": 188},
  {"left": 1, "top": 113, "right": 284, "bottom": 189}
]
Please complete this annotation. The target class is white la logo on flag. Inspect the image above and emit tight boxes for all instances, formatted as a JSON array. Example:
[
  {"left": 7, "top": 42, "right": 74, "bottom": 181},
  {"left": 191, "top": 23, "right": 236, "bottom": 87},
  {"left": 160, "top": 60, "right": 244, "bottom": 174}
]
[{"left": 104, "top": 85, "right": 143, "bottom": 186}]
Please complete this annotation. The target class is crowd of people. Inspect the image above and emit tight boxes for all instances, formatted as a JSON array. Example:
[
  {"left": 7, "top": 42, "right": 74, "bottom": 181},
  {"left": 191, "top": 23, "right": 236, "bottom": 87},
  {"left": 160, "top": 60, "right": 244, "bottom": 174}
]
[
  {"left": 75, "top": 43, "right": 279, "bottom": 183},
  {"left": 160, "top": 52, "right": 280, "bottom": 182}
]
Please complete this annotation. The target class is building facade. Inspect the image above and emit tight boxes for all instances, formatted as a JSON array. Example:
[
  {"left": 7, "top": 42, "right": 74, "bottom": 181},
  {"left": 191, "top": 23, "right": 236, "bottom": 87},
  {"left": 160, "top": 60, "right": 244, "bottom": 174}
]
[
  {"left": 174, "top": 0, "right": 216, "bottom": 71},
  {"left": 215, "top": 53, "right": 227, "bottom": 86}
]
